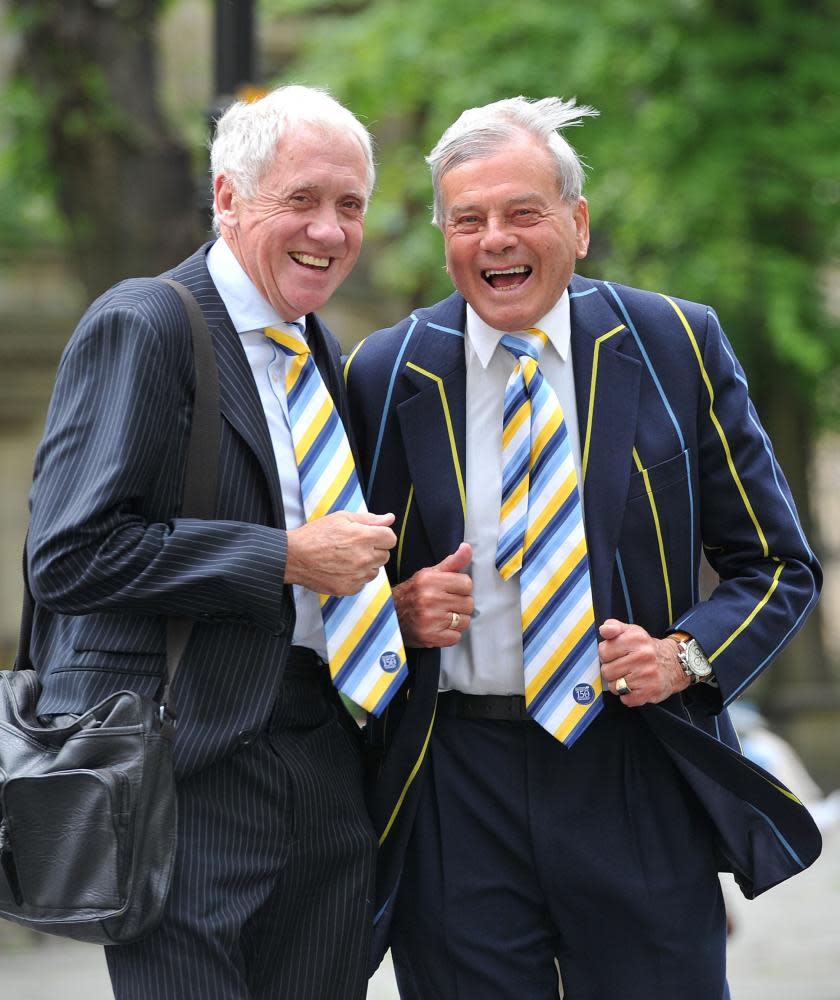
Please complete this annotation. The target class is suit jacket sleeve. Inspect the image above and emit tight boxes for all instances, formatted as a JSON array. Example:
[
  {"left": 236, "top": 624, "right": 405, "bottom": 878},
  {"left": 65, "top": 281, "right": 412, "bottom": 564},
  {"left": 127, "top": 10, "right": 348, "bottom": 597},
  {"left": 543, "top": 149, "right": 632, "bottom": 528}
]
[
  {"left": 28, "top": 290, "right": 288, "bottom": 630},
  {"left": 670, "top": 306, "right": 821, "bottom": 707}
]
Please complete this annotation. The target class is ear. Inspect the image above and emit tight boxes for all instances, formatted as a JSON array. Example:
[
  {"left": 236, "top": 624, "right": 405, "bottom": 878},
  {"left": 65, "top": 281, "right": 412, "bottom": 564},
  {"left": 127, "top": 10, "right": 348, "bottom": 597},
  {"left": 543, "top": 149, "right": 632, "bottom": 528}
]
[
  {"left": 573, "top": 197, "right": 590, "bottom": 259},
  {"left": 214, "top": 173, "right": 239, "bottom": 230}
]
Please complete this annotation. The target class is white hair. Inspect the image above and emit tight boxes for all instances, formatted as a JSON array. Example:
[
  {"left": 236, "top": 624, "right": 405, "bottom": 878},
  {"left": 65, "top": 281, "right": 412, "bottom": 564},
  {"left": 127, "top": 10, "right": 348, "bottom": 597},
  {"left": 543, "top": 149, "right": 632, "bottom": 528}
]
[
  {"left": 210, "top": 84, "right": 375, "bottom": 232},
  {"left": 426, "top": 96, "right": 599, "bottom": 226}
]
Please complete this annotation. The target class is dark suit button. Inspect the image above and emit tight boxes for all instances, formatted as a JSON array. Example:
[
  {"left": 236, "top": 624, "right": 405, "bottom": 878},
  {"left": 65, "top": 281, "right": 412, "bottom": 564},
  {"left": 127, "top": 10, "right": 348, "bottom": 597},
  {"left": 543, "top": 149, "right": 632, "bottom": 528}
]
[{"left": 238, "top": 729, "right": 257, "bottom": 746}]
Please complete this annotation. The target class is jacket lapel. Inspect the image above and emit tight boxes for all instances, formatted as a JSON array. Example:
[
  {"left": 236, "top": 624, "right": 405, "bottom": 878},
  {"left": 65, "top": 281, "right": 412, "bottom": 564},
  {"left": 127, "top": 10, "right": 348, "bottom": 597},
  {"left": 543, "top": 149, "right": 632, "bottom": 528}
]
[
  {"left": 390, "top": 280, "right": 641, "bottom": 606},
  {"left": 169, "top": 246, "right": 286, "bottom": 528},
  {"left": 569, "top": 275, "right": 641, "bottom": 621},
  {"left": 396, "top": 296, "right": 468, "bottom": 564}
]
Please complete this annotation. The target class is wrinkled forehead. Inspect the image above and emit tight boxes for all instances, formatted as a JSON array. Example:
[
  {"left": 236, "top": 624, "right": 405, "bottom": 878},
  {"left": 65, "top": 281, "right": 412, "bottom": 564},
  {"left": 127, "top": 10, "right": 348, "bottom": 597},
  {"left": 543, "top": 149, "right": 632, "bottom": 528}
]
[
  {"left": 262, "top": 121, "right": 374, "bottom": 197},
  {"left": 439, "top": 138, "right": 562, "bottom": 215}
]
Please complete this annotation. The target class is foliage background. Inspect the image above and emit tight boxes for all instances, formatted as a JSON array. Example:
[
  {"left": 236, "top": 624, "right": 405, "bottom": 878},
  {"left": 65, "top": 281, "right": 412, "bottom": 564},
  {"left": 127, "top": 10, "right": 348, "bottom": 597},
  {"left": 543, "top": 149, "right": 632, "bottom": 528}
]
[
  {"left": 0, "top": 0, "right": 838, "bottom": 718},
  {"left": 264, "top": 0, "right": 840, "bottom": 687}
]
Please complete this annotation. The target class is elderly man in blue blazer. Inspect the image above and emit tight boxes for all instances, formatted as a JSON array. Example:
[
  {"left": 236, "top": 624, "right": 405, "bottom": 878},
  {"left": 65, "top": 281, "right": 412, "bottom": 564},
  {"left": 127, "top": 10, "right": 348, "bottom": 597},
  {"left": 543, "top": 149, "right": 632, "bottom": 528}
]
[
  {"left": 27, "top": 86, "right": 403, "bottom": 1000},
  {"left": 346, "top": 96, "right": 822, "bottom": 998}
]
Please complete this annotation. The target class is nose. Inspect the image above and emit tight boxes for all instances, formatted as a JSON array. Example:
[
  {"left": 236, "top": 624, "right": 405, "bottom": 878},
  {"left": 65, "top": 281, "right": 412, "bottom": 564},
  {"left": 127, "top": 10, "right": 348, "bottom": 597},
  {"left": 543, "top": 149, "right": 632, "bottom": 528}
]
[
  {"left": 480, "top": 217, "right": 517, "bottom": 254},
  {"left": 306, "top": 205, "right": 346, "bottom": 248}
]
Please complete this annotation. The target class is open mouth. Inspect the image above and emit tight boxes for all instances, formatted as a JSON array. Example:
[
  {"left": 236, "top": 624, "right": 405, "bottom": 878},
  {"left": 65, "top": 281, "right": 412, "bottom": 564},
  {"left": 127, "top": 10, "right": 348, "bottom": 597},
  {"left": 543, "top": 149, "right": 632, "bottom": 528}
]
[
  {"left": 482, "top": 265, "right": 531, "bottom": 290},
  {"left": 290, "top": 252, "right": 331, "bottom": 271}
]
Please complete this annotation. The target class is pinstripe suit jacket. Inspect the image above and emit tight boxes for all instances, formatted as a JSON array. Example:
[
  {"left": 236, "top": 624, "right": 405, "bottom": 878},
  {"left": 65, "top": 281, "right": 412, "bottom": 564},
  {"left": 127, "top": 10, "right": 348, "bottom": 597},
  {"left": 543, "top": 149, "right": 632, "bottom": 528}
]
[
  {"left": 345, "top": 275, "right": 823, "bottom": 962},
  {"left": 27, "top": 243, "right": 352, "bottom": 778}
]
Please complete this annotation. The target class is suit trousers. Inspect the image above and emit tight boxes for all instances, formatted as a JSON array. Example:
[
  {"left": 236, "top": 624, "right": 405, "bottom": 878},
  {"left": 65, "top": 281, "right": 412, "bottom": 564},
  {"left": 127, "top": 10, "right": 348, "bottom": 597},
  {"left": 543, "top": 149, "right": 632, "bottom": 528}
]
[
  {"left": 106, "top": 654, "right": 377, "bottom": 1000},
  {"left": 391, "top": 704, "right": 729, "bottom": 1000}
]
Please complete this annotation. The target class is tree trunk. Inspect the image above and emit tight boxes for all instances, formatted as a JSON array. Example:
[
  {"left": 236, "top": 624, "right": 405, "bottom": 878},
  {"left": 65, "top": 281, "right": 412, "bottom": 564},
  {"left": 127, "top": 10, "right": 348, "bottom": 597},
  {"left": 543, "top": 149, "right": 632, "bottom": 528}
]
[{"left": 12, "top": 0, "right": 202, "bottom": 299}]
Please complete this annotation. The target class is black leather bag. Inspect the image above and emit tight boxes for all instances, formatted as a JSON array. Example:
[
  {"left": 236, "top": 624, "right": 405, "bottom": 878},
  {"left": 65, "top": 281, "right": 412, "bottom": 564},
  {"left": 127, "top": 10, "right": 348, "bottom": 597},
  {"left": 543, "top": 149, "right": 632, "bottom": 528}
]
[{"left": 0, "top": 279, "right": 219, "bottom": 944}]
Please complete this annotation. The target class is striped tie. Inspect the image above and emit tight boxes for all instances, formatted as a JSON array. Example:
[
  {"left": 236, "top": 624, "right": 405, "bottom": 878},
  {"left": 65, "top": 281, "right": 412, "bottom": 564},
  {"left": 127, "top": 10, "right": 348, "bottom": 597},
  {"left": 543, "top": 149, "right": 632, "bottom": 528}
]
[
  {"left": 496, "top": 329, "right": 602, "bottom": 746},
  {"left": 265, "top": 324, "right": 408, "bottom": 716}
]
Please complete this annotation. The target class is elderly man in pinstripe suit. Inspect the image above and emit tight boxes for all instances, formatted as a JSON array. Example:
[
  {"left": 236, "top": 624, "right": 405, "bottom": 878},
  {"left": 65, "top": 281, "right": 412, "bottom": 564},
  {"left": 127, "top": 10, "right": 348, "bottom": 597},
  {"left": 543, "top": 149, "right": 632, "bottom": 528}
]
[
  {"left": 27, "top": 86, "right": 393, "bottom": 1000},
  {"left": 346, "top": 96, "right": 822, "bottom": 998}
]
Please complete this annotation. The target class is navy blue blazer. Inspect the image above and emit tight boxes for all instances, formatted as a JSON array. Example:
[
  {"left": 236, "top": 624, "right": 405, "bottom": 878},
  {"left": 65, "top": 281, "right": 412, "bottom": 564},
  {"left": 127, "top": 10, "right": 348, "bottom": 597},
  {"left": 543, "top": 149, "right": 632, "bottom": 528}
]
[
  {"left": 27, "top": 243, "right": 352, "bottom": 778},
  {"left": 345, "top": 275, "right": 823, "bottom": 959}
]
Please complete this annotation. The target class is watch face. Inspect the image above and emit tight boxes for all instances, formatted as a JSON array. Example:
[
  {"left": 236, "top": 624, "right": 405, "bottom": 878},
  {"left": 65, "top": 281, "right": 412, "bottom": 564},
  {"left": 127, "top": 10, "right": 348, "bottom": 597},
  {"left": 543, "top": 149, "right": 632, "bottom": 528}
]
[{"left": 685, "top": 640, "right": 712, "bottom": 677}]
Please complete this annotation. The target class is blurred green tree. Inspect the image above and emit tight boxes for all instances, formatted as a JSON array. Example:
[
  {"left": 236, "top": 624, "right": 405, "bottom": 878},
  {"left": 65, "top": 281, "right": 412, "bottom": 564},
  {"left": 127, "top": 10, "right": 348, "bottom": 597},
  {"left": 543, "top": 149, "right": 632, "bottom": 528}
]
[
  {"left": 266, "top": 0, "right": 840, "bottom": 690},
  {"left": 2, "top": 0, "right": 201, "bottom": 300}
]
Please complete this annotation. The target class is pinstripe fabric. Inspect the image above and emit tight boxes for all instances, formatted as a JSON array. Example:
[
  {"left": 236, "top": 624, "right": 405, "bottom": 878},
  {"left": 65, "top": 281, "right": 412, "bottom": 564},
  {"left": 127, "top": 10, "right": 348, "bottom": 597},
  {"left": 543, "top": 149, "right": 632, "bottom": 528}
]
[
  {"left": 265, "top": 324, "right": 408, "bottom": 714},
  {"left": 28, "top": 246, "right": 297, "bottom": 778},
  {"left": 496, "top": 330, "right": 601, "bottom": 745},
  {"left": 27, "top": 243, "right": 377, "bottom": 996},
  {"left": 106, "top": 665, "right": 376, "bottom": 1000}
]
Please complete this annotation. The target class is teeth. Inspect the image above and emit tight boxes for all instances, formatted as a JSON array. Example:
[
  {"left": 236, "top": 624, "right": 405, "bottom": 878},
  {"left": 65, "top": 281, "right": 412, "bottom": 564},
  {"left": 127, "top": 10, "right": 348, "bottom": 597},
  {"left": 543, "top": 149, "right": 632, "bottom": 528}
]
[
  {"left": 482, "top": 266, "right": 529, "bottom": 277},
  {"left": 291, "top": 252, "right": 330, "bottom": 268}
]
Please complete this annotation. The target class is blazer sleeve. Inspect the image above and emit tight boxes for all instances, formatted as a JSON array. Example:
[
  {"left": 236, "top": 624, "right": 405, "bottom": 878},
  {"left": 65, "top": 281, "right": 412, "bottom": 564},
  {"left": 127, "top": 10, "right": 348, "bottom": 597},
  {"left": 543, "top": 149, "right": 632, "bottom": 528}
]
[
  {"left": 673, "top": 307, "right": 821, "bottom": 707},
  {"left": 27, "top": 296, "right": 289, "bottom": 630}
]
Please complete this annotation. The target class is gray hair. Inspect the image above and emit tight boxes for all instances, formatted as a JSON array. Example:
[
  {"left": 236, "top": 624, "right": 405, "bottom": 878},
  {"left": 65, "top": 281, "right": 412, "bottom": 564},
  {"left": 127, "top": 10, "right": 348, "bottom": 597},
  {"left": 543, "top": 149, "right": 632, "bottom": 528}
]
[
  {"left": 210, "top": 84, "right": 376, "bottom": 232},
  {"left": 426, "top": 96, "right": 598, "bottom": 226}
]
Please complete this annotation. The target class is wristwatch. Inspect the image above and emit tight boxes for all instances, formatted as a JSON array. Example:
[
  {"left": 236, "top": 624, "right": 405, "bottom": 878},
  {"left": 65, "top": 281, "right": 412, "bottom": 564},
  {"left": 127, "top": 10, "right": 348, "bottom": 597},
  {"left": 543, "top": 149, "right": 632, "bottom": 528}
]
[{"left": 669, "top": 631, "right": 713, "bottom": 684}]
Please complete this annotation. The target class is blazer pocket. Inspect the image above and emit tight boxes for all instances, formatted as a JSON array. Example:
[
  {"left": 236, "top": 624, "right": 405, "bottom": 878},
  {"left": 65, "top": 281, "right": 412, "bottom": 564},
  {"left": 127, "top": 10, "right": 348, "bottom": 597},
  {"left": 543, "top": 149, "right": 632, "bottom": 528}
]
[
  {"left": 61, "top": 650, "right": 165, "bottom": 676},
  {"left": 68, "top": 613, "right": 166, "bottom": 674},
  {"left": 627, "top": 450, "right": 689, "bottom": 502},
  {"left": 72, "top": 612, "right": 164, "bottom": 654}
]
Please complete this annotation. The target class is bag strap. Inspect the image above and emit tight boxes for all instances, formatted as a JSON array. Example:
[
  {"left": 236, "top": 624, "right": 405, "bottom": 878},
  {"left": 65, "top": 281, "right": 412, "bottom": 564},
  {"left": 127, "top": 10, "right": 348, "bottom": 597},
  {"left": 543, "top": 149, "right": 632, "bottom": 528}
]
[
  {"left": 16, "top": 279, "right": 221, "bottom": 721},
  {"left": 158, "top": 279, "right": 220, "bottom": 716}
]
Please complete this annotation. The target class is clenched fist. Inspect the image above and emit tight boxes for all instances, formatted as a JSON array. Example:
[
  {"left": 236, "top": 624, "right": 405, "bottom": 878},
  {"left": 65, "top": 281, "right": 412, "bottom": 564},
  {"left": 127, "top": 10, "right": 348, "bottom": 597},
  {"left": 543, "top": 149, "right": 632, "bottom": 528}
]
[
  {"left": 285, "top": 511, "right": 397, "bottom": 596},
  {"left": 392, "top": 543, "right": 474, "bottom": 648},
  {"left": 598, "top": 619, "right": 689, "bottom": 706}
]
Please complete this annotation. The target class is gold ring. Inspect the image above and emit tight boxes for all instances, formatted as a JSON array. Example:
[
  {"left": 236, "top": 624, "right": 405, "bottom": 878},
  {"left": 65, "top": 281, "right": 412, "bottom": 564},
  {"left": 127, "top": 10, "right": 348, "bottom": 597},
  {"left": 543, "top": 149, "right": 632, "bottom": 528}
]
[
  {"left": 616, "top": 676, "right": 631, "bottom": 696},
  {"left": 449, "top": 611, "right": 461, "bottom": 630}
]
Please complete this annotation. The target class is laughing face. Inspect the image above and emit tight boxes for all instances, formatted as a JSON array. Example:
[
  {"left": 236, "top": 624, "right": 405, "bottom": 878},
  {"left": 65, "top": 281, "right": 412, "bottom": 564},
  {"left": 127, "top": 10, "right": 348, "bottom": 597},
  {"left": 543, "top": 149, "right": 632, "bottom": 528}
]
[
  {"left": 214, "top": 123, "right": 369, "bottom": 320},
  {"left": 439, "top": 133, "right": 590, "bottom": 332}
]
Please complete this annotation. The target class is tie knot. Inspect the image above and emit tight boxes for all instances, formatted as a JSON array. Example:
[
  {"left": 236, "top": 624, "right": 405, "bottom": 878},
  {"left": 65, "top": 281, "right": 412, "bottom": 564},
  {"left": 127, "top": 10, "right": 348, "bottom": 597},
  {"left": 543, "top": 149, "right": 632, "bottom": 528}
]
[
  {"left": 264, "top": 323, "right": 309, "bottom": 357},
  {"left": 500, "top": 328, "right": 549, "bottom": 364}
]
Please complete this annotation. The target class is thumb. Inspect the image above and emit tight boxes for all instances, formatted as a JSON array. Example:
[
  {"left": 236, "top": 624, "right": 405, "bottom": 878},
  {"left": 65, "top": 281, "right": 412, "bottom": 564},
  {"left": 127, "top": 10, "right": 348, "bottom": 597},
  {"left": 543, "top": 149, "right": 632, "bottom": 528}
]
[
  {"left": 435, "top": 542, "right": 473, "bottom": 573},
  {"left": 598, "top": 618, "right": 628, "bottom": 640}
]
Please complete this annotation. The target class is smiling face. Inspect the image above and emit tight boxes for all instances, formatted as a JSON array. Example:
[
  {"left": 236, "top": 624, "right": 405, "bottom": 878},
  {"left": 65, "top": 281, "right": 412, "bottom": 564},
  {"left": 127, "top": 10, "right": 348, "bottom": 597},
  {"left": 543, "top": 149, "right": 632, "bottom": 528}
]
[
  {"left": 214, "top": 123, "right": 369, "bottom": 320},
  {"left": 439, "top": 133, "right": 590, "bottom": 332}
]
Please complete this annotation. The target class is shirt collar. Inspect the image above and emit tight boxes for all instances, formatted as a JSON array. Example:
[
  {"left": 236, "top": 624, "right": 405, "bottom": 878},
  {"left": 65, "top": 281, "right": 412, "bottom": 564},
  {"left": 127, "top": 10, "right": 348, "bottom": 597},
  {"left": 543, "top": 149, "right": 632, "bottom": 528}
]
[
  {"left": 465, "top": 289, "right": 571, "bottom": 369},
  {"left": 206, "top": 237, "right": 306, "bottom": 335}
]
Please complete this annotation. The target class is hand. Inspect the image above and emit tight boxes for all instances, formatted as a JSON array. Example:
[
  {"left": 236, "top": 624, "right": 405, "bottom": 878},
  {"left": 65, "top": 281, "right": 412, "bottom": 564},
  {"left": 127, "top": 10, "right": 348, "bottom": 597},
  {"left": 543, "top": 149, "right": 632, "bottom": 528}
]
[
  {"left": 391, "top": 543, "right": 474, "bottom": 648},
  {"left": 597, "top": 619, "right": 689, "bottom": 707},
  {"left": 285, "top": 511, "right": 397, "bottom": 596}
]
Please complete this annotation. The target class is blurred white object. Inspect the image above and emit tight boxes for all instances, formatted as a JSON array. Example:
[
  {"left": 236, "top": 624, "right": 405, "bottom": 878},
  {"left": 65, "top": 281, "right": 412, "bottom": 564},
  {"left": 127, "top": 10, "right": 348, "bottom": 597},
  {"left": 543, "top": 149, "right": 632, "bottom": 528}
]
[{"left": 728, "top": 701, "right": 840, "bottom": 832}]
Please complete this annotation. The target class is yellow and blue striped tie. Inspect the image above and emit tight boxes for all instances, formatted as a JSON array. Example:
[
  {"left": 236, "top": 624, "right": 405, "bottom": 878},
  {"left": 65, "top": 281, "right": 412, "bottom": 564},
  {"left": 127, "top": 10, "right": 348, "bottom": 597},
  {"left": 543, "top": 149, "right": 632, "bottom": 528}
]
[
  {"left": 496, "top": 329, "right": 602, "bottom": 746},
  {"left": 265, "top": 324, "right": 407, "bottom": 715}
]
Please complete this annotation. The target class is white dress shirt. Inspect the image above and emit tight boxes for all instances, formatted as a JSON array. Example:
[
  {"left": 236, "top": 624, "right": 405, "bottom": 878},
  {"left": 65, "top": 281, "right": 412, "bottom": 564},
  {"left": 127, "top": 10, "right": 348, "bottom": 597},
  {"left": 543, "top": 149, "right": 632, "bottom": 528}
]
[
  {"left": 439, "top": 290, "right": 584, "bottom": 695},
  {"left": 206, "top": 237, "right": 327, "bottom": 657}
]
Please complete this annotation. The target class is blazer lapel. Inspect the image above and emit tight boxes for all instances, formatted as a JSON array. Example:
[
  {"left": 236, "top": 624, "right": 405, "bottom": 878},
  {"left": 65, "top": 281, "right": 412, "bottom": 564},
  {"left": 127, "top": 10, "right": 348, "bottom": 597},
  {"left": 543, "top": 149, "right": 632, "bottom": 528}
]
[
  {"left": 396, "top": 297, "right": 468, "bottom": 564},
  {"left": 170, "top": 247, "right": 286, "bottom": 528},
  {"left": 569, "top": 275, "right": 641, "bottom": 620}
]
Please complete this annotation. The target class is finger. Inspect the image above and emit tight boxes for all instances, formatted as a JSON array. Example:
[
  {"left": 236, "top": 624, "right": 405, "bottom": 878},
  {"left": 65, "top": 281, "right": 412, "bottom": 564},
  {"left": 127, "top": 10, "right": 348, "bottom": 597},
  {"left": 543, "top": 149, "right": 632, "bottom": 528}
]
[
  {"left": 600, "top": 660, "right": 633, "bottom": 685},
  {"left": 371, "top": 549, "right": 390, "bottom": 569},
  {"left": 598, "top": 640, "right": 632, "bottom": 667},
  {"left": 441, "top": 610, "right": 462, "bottom": 632},
  {"left": 449, "top": 595, "right": 475, "bottom": 616},
  {"left": 367, "top": 526, "right": 398, "bottom": 550},
  {"left": 347, "top": 510, "right": 397, "bottom": 526},
  {"left": 434, "top": 542, "right": 473, "bottom": 574},
  {"left": 452, "top": 613, "right": 472, "bottom": 632},
  {"left": 437, "top": 626, "right": 467, "bottom": 648},
  {"left": 439, "top": 573, "right": 473, "bottom": 598},
  {"left": 441, "top": 609, "right": 475, "bottom": 632},
  {"left": 598, "top": 618, "right": 628, "bottom": 640}
]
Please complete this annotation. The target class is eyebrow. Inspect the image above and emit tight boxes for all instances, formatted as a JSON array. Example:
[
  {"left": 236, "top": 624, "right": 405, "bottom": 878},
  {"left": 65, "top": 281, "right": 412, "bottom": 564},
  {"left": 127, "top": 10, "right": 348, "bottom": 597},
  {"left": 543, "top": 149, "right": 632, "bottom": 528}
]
[
  {"left": 283, "top": 182, "right": 367, "bottom": 203},
  {"left": 447, "top": 192, "right": 548, "bottom": 217}
]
